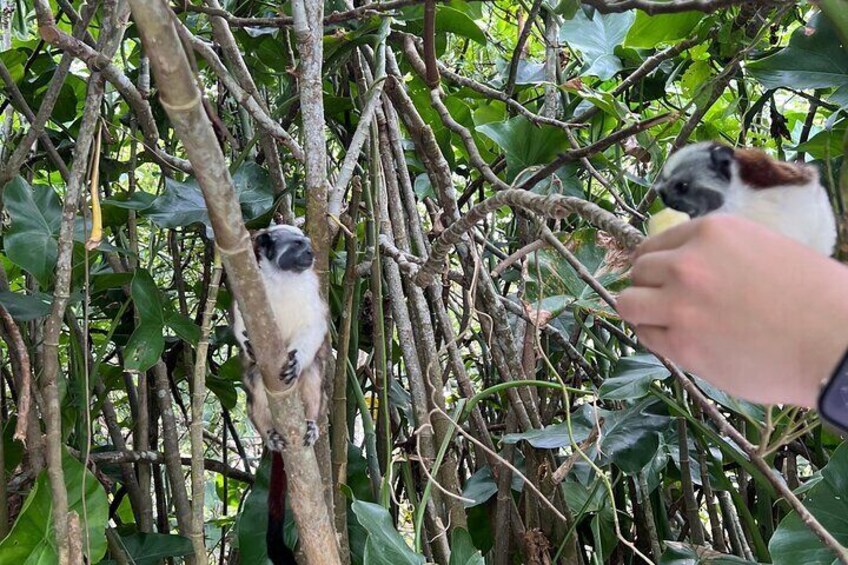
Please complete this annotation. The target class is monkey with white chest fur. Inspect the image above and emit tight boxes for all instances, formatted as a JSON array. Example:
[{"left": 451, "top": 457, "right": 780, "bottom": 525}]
[
  {"left": 232, "top": 224, "right": 329, "bottom": 449},
  {"left": 231, "top": 224, "right": 328, "bottom": 565},
  {"left": 654, "top": 141, "right": 836, "bottom": 256}
]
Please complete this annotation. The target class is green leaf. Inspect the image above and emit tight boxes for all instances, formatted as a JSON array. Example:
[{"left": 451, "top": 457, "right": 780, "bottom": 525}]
[
  {"left": 476, "top": 116, "right": 570, "bottom": 180},
  {"left": 625, "top": 11, "right": 703, "bottom": 48},
  {"left": 599, "top": 354, "right": 671, "bottom": 400},
  {"left": 237, "top": 453, "right": 297, "bottom": 563},
  {"left": 0, "top": 450, "right": 109, "bottom": 563},
  {"left": 207, "top": 374, "right": 238, "bottom": 410},
  {"left": 599, "top": 398, "right": 671, "bottom": 473},
  {"left": 112, "top": 533, "right": 194, "bottom": 565},
  {"left": 560, "top": 9, "right": 635, "bottom": 80},
  {"left": 123, "top": 323, "right": 165, "bottom": 374},
  {"left": 145, "top": 162, "right": 275, "bottom": 228},
  {"left": 503, "top": 421, "right": 593, "bottom": 450},
  {"left": 2, "top": 177, "right": 61, "bottom": 286},
  {"left": 437, "top": 6, "right": 486, "bottom": 45},
  {"left": 0, "top": 291, "right": 53, "bottom": 321},
  {"left": 351, "top": 499, "right": 426, "bottom": 565},
  {"left": 449, "top": 528, "right": 485, "bottom": 565},
  {"left": 794, "top": 120, "right": 848, "bottom": 160},
  {"left": 770, "top": 442, "right": 848, "bottom": 564},
  {"left": 131, "top": 269, "right": 164, "bottom": 326},
  {"left": 165, "top": 310, "right": 202, "bottom": 346},
  {"left": 748, "top": 13, "right": 848, "bottom": 91}
]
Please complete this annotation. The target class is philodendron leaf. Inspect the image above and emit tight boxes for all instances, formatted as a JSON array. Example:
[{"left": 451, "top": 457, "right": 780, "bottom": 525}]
[
  {"left": 625, "top": 11, "right": 703, "bottom": 48},
  {"left": 2, "top": 177, "right": 61, "bottom": 286},
  {"left": 0, "top": 449, "right": 109, "bottom": 563},
  {"left": 131, "top": 269, "right": 164, "bottom": 326},
  {"left": 352, "top": 499, "right": 426, "bottom": 565},
  {"left": 124, "top": 269, "right": 165, "bottom": 373},
  {"left": 769, "top": 442, "right": 848, "bottom": 565},
  {"left": 105, "top": 533, "right": 194, "bottom": 565},
  {"left": 123, "top": 323, "right": 165, "bottom": 374},
  {"left": 599, "top": 354, "right": 671, "bottom": 400},
  {"left": 0, "top": 291, "right": 53, "bottom": 321},
  {"left": 237, "top": 453, "right": 297, "bottom": 564},
  {"left": 748, "top": 12, "right": 848, "bottom": 92},
  {"left": 560, "top": 9, "right": 635, "bottom": 80},
  {"left": 449, "top": 528, "right": 485, "bottom": 565},
  {"left": 476, "top": 116, "right": 569, "bottom": 180},
  {"left": 145, "top": 162, "right": 275, "bottom": 228}
]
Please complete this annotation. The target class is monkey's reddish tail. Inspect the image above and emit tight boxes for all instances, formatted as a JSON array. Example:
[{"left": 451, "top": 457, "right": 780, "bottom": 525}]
[{"left": 267, "top": 451, "right": 296, "bottom": 565}]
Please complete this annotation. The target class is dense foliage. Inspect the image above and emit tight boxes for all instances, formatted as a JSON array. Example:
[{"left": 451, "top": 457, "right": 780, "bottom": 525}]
[{"left": 0, "top": 0, "right": 847, "bottom": 564}]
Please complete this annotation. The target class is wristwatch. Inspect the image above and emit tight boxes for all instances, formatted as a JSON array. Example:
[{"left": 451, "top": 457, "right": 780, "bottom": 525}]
[{"left": 818, "top": 348, "right": 848, "bottom": 434}]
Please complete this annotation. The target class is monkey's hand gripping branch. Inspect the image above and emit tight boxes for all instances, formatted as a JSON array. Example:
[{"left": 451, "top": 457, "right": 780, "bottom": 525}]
[{"left": 412, "top": 189, "right": 645, "bottom": 287}]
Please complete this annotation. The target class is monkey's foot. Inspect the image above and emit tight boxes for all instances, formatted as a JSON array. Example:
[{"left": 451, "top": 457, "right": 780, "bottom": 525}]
[
  {"left": 242, "top": 331, "right": 255, "bottom": 363},
  {"left": 280, "top": 349, "right": 300, "bottom": 384},
  {"left": 303, "top": 420, "right": 319, "bottom": 447},
  {"left": 267, "top": 429, "right": 287, "bottom": 452}
]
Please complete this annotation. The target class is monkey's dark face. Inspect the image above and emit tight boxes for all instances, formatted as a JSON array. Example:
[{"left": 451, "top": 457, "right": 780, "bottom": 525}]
[
  {"left": 256, "top": 225, "right": 314, "bottom": 273},
  {"left": 653, "top": 142, "right": 733, "bottom": 217}
]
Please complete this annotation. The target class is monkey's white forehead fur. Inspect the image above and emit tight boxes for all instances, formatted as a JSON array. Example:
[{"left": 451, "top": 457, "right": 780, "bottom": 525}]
[
  {"left": 660, "top": 142, "right": 724, "bottom": 180},
  {"left": 262, "top": 224, "right": 305, "bottom": 237}
]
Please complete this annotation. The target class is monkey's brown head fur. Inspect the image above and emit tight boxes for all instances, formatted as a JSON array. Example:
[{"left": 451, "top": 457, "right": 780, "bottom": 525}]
[{"left": 654, "top": 141, "right": 817, "bottom": 217}]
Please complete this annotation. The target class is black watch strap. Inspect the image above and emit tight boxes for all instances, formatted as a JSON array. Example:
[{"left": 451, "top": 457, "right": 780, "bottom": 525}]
[{"left": 818, "top": 348, "right": 848, "bottom": 433}]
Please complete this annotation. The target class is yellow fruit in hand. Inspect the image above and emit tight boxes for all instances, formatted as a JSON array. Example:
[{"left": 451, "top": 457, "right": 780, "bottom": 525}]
[{"left": 647, "top": 208, "right": 691, "bottom": 236}]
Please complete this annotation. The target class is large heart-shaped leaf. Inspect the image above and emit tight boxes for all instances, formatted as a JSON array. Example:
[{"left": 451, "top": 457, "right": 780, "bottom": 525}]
[
  {"left": 560, "top": 9, "right": 635, "bottom": 80},
  {"left": 599, "top": 354, "right": 671, "bottom": 400},
  {"left": 625, "top": 11, "right": 703, "bottom": 48},
  {"left": 237, "top": 453, "right": 297, "bottom": 564},
  {"left": 0, "top": 450, "right": 109, "bottom": 562},
  {"left": 105, "top": 533, "right": 194, "bottom": 565},
  {"left": 145, "top": 162, "right": 275, "bottom": 228},
  {"left": 2, "top": 177, "right": 62, "bottom": 286},
  {"left": 0, "top": 291, "right": 53, "bottom": 321},
  {"left": 769, "top": 441, "right": 848, "bottom": 564},
  {"left": 476, "top": 116, "right": 570, "bottom": 180},
  {"left": 352, "top": 499, "right": 426, "bottom": 565},
  {"left": 124, "top": 269, "right": 165, "bottom": 373},
  {"left": 449, "top": 528, "right": 485, "bottom": 565},
  {"left": 748, "top": 13, "right": 848, "bottom": 93}
]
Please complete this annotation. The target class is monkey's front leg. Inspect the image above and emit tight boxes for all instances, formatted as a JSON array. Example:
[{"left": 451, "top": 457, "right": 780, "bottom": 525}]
[{"left": 280, "top": 349, "right": 300, "bottom": 385}]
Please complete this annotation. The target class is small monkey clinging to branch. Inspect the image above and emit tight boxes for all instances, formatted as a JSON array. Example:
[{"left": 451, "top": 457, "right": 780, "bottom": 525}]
[{"left": 232, "top": 224, "right": 329, "bottom": 565}]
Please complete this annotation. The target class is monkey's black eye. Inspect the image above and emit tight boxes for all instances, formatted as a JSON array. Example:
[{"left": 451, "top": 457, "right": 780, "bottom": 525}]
[{"left": 674, "top": 181, "right": 690, "bottom": 194}]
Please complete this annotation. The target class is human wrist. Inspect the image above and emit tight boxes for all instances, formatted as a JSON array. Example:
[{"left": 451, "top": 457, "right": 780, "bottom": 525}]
[{"left": 801, "top": 269, "right": 848, "bottom": 408}]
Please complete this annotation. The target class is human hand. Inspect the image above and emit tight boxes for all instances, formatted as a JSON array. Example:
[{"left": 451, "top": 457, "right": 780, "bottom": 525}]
[{"left": 617, "top": 214, "right": 848, "bottom": 407}]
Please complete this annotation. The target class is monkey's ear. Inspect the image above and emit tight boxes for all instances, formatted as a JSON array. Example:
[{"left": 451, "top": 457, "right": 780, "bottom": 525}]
[
  {"left": 254, "top": 232, "right": 274, "bottom": 261},
  {"left": 709, "top": 144, "right": 735, "bottom": 182}
]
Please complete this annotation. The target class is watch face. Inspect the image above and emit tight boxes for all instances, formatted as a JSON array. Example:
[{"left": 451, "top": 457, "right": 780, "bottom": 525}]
[{"left": 819, "top": 356, "right": 848, "bottom": 433}]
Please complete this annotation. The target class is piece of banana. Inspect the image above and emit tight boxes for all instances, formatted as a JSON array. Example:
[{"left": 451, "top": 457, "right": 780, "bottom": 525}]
[{"left": 647, "top": 208, "right": 690, "bottom": 236}]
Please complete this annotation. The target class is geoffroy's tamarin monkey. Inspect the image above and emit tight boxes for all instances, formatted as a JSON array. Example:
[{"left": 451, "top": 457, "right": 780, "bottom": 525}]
[{"left": 232, "top": 224, "right": 329, "bottom": 565}]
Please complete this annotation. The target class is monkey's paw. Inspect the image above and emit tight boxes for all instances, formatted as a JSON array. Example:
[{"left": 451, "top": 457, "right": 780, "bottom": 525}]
[
  {"left": 280, "top": 349, "right": 300, "bottom": 384},
  {"left": 267, "top": 429, "right": 287, "bottom": 452},
  {"left": 303, "top": 420, "right": 319, "bottom": 447}
]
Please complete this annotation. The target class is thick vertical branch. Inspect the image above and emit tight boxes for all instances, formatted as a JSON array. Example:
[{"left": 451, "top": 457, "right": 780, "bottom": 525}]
[{"left": 125, "top": 3, "right": 340, "bottom": 563}]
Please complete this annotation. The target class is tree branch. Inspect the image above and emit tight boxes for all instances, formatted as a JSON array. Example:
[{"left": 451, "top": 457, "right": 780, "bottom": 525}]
[{"left": 125, "top": 3, "right": 340, "bottom": 563}]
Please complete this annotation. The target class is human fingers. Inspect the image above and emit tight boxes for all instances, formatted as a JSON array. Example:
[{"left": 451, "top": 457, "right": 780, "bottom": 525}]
[
  {"left": 633, "top": 217, "right": 703, "bottom": 259},
  {"left": 629, "top": 324, "right": 670, "bottom": 357},
  {"left": 629, "top": 251, "right": 676, "bottom": 288},
  {"left": 616, "top": 287, "right": 673, "bottom": 327}
]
